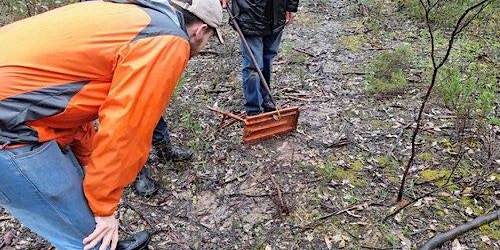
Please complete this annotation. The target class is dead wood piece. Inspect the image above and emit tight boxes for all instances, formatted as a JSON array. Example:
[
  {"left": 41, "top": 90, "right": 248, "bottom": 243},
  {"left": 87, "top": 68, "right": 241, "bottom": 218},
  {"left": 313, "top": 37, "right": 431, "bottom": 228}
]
[
  {"left": 267, "top": 166, "right": 290, "bottom": 215},
  {"left": 420, "top": 210, "right": 499, "bottom": 250},
  {"left": 208, "top": 107, "right": 245, "bottom": 122}
]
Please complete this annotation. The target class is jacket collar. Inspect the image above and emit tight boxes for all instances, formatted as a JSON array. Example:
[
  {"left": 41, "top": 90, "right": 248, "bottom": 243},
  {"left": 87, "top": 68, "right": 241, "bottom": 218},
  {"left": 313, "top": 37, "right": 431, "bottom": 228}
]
[{"left": 106, "top": 0, "right": 186, "bottom": 32}]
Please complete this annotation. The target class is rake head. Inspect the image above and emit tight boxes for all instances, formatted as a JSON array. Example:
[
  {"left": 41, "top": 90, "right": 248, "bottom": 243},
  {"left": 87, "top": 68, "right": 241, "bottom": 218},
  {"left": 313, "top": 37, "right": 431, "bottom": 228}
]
[{"left": 242, "top": 107, "right": 300, "bottom": 144}]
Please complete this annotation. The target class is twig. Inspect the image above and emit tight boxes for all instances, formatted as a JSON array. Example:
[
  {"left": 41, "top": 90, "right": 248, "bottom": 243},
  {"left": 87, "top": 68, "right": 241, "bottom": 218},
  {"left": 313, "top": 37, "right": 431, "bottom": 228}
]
[
  {"left": 197, "top": 50, "right": 220, "bottom": 56},
  {"left": 341, "top": 72, "right": 366, "bottom": 75},
  {"left": 266, "top": 166, "right": 290, "bottom": 215},
  {"left": 293, "top": 47, "right": 317, "bottom": 57},
  {"left": 208, "top": 106, "right": 245, "bottom": 122},
  {"left": 227, "top": 191, "right": 302, "bottom": 198},
  {"left": 420, "top": 210, "right": 500, "bottom": 250},
  {"left": 444, "top": 117, "right": 466, "bottom": 184},
  {"left": 361, "top": 245, "right": 399, "bottom": 250},
  {"left": 301, "top": 201, "right": 378, "bottom": 232}
]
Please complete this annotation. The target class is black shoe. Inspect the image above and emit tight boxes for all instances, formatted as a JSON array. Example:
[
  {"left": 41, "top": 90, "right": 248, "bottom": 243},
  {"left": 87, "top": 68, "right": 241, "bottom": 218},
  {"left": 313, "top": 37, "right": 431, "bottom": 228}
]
[
  {"left": 134, "top": 165, "right": 157, "bottom": 197},
  {"left": 262, "top": 100, "right": 276, "bottom": 113},
  {"left": 155, "top": 142, "right": 193, "bottom": 163},
  {"left": 246, "top": 111, "right": 262, "bottom": 117},
  {"left": 117, "top": 230, "right": 151, "bottom": 250}
]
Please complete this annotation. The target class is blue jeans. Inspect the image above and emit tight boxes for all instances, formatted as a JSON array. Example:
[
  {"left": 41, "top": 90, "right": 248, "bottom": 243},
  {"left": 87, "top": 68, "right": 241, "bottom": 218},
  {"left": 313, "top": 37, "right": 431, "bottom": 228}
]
[
  {"left": 152, "top": 117, "right": 170, "bottom": 145},
  {"left": 240, "top": 30, "right": 283, "bottom": 115},
  {"left": 0, "top": 141, "right": 98, "bottom": 249}
]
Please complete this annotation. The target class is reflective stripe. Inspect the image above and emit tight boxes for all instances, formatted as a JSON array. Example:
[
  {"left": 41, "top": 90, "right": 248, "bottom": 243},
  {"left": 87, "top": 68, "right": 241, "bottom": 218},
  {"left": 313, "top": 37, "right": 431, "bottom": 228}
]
[{"left": 0, "top": 81, "right": 88, "bottom": 143}]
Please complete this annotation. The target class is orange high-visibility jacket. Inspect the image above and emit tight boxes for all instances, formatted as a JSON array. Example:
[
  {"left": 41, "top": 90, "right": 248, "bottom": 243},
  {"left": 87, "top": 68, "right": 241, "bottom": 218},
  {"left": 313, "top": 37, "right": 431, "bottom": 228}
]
[{"left": 0, "top": 0, "right": 191, "bottom": 216}]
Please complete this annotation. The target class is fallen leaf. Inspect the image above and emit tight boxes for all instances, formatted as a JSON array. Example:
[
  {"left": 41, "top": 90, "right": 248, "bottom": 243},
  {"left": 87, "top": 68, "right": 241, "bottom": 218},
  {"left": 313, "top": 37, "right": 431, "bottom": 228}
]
[
  {"left": 305, "top": 233, "right": 314, "bottom": 242},
  {"left": 461, "top": 187, "right": 472, "bottom": 196},
  {"left": 394, "top": 212, "right": 403, "bottom": 223},
  {"left": 451, "top": 239, "right": 466, "bottom": 250},
  {"left": 413, "top": 199, "right": 423, "bottom": 207},
  {"left": 465, "top": 207, "right": 473, "bottom": 215},
  {"left": 396, "top": 231, "right": 412, "bottom": 250},
  {"left": 480, "top": 235, "right": 491, "bottom": 245},
  {"left": 331, "top": 235, "right": 342, "bottom": 243},
  {"left": 339, "top": 239, "right": 346, "bottom": 248},
  {"left": 324, "top": 235, "right": 332, "bottom": 249},
  {"left": 265, "top": 245, "right": 272, "bottom": 250}
]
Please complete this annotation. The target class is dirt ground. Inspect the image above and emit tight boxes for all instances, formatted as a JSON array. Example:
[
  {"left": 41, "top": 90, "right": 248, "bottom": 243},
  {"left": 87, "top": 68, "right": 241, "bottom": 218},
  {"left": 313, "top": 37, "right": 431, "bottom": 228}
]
[{"left": 1, "top": 0, "right": 499, "bottom": 249}]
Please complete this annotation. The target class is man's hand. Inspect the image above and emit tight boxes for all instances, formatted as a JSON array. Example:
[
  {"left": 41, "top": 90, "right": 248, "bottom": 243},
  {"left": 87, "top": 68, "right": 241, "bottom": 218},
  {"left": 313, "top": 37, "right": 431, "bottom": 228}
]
[
  {"left": 286, "top": 12, "right": 297, "bottom": 25},
  {"left": 83, "top": 215, "right": 119, "bottom": 250},
  {"left": 220, "top": 0, "right": 230, "bottom": 8}
]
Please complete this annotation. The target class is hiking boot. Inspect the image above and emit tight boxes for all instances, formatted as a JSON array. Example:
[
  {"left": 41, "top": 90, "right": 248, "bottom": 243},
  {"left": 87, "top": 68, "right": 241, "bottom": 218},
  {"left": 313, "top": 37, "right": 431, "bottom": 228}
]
[
  {"left": 134, "top": 166, "right": 157, "bottom": 197},
  {"left": 117, "top": 230, "right": 151, "bottom": 250},
  {"left": 155, "top": 141, "right": 193, "bottom": 163},
  {"left": 262, "top": 100, "right": 276, "bottom": 113},
  {"left": 133, "top": 150, "right": 158, "bottom": 197},
  {"left": 246, "top": 110, "right": 262, "bottom": 117}
]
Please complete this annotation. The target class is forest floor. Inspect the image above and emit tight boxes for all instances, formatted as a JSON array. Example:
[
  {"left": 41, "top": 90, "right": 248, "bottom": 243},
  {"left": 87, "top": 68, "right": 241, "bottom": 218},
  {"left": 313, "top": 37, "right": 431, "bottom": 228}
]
[{"left": 1, "top": 0, "right": 499, "bottom": 249}]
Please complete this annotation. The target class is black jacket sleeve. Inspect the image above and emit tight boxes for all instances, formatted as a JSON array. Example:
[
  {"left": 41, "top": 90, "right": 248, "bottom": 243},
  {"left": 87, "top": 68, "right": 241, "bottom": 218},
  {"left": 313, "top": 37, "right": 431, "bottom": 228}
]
[{"left": 286, "top": 0, "right": 299, "bottom": 12}]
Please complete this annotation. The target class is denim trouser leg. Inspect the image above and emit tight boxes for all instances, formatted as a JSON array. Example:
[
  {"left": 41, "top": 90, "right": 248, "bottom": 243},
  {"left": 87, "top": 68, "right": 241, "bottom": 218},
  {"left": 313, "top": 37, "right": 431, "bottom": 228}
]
[
  {"left": 240, "top": 36, "right": 264, "bottom": 115},
  {"left": 0, "top": 141, "right": 97, "bottom": 250},
  {"left": 152, "top": 116, "right": 171, "bottom": 145},
  {"left": 261, "top": 31, "right": 284, "bottom": 104},
  {"left": 240, "top": 31, "right": 284, "bottom": 114}
]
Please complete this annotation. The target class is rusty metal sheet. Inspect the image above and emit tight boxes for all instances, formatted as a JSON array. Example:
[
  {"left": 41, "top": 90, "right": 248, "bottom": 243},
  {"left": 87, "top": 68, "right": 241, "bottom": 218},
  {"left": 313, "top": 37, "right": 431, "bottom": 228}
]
[{"left": 242, "top": 107, "right": 299, "bottom": 144}]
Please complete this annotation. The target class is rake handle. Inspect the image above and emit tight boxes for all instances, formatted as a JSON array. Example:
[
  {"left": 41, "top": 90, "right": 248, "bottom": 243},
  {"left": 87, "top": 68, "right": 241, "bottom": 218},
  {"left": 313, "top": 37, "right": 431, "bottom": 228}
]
[{"left": 226, "top": 6, "right": 278, "bottom": 110}]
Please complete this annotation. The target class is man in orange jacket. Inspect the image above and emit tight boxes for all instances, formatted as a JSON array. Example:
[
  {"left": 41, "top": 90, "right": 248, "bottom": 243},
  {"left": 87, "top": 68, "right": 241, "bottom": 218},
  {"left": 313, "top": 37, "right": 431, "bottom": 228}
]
[{"left": 0, "top": 0, "right": 223, "bottom": 249}]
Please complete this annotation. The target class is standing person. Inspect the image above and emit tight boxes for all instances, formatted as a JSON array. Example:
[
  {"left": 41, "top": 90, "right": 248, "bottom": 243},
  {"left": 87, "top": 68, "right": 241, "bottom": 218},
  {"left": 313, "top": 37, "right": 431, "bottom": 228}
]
[
  {"left": 221, "top": 0, "right": 299, "bottom": 116},
  {"left": 0, "top": 0, "right": 223, "bottom": 249}
]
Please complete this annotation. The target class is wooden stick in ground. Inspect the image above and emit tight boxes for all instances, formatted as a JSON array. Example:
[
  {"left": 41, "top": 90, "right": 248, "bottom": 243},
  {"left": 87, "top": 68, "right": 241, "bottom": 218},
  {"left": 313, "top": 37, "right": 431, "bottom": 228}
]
[
  {"left": 420, "top": 210, "right": 499, "bottom": 250},
  {"left": 208, "top": 107, "right": 245, "bottom": 122}
]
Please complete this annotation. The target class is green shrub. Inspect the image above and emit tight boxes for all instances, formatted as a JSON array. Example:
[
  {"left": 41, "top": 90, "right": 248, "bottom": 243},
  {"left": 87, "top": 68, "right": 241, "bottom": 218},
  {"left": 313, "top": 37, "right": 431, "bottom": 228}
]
[
  {"left": 437, "top": 62, "right": 498, "bottom": 120},
  {"left": 365, "top": 44, "right": 415, "bottom": 95}
]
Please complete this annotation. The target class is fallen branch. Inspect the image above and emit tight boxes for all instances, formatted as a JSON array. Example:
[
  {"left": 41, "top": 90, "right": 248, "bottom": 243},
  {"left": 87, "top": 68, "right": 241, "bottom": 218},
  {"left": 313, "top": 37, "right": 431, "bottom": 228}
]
[
  {"left": 420, "top": 210, "right": 499, "bottom": 250},
  {"left": 302, "top": 201, "right": 382, "bottom": 232},
  {"left": 267, "top": 166, "right": 290, "bottom": 215}
]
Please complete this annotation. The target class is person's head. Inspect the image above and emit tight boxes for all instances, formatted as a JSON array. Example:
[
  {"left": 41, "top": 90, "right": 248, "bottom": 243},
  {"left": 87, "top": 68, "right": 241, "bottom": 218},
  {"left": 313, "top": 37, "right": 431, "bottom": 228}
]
[{"left": 170, "top": 0, "right": 224, "bottom": 57}]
